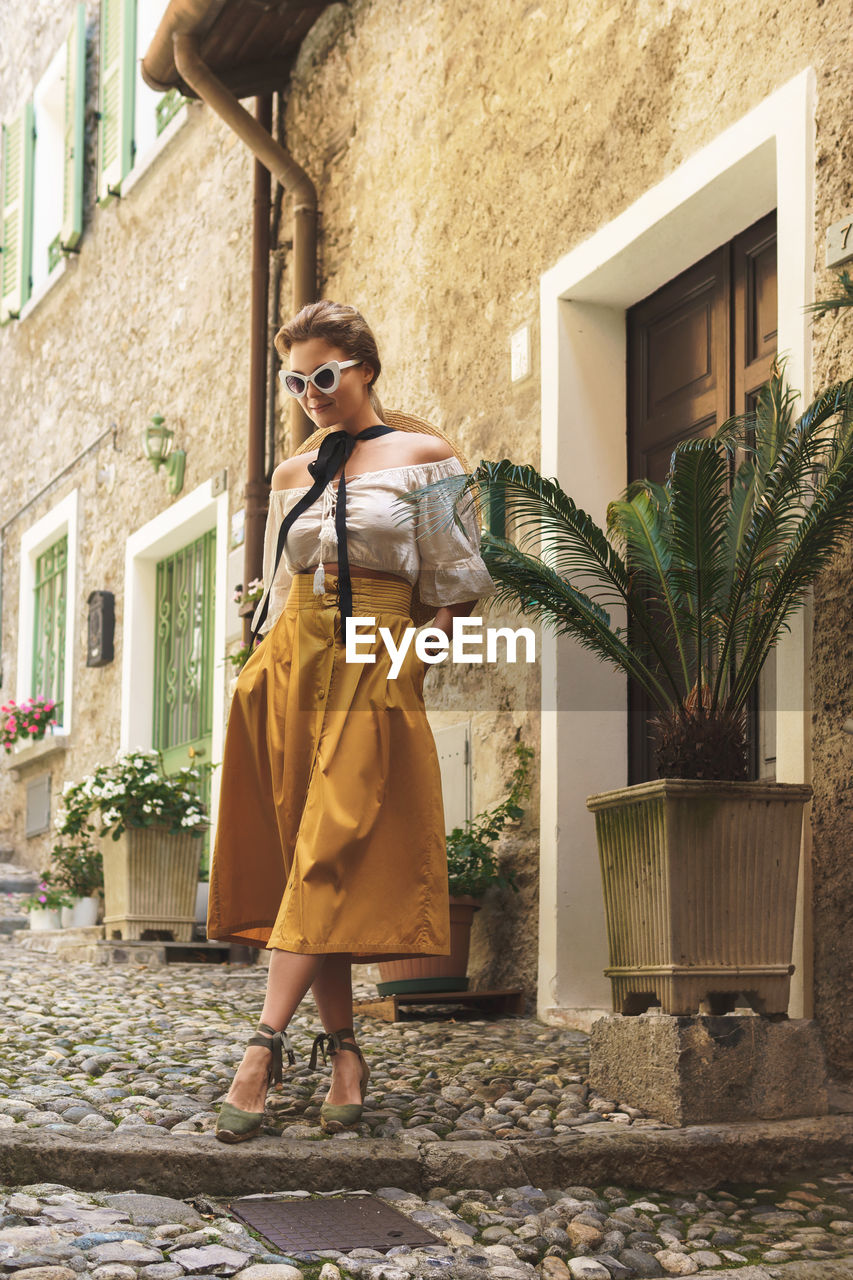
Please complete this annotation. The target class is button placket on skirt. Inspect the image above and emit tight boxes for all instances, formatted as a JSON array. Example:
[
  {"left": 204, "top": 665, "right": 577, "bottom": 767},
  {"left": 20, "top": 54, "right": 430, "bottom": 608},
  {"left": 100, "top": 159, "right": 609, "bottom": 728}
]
[{"left": 289, "top": 585, "right": 340, "bottom": 858}]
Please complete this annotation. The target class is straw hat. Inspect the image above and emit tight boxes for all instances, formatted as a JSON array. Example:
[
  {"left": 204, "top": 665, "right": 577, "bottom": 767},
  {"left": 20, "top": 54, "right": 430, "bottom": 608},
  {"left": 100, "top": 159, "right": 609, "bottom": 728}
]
[
  {"left": 293, "top": 409, "right": 470, "bottom": 470},
  {"left": 293, "top": 410, "right": 474, "bottom": 626}
]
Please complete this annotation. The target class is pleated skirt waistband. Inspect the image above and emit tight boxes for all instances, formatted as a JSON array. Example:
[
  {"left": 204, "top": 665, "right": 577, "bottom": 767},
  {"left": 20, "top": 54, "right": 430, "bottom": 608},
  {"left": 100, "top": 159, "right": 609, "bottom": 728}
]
[{"left": 286, "top": 570, "right": 414, "bottom": 616}]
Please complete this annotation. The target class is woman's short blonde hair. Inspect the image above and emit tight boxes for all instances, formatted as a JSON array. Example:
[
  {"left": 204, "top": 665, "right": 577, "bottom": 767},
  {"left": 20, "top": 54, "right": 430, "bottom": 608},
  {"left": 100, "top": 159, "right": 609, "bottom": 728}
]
[{"left": 275, "top": 300, "right": 385, "bottom": 422}]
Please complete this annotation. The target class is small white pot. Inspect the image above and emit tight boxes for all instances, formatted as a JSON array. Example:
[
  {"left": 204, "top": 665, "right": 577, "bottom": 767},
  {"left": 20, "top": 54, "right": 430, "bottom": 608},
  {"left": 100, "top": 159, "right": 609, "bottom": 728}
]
[
  {"left": 195, "top": 880, "right": 210, "bottom": 926},
  {"left": 29, "top": 908, "right": 62, "bottom": 931},
  {"left": 62, "top": 895, "right": 100, "bottom": 928},
  {"left": 60, "top": 898, "right": 80, "bottom": 928}
]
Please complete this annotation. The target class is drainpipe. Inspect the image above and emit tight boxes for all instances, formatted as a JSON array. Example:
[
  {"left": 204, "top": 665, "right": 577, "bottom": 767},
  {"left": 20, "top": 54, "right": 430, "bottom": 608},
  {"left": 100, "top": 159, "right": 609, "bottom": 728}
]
[
  {"left": 169, "top": 34, "right": 317, "bottom": 637},
  {"left": 245, "top": 93, "right": 271, "bottom": 639},
  {"left": 267, "top": 92, "right": 286, "bottom": 485},
  {"left": 171, "top": 35, "right": 317, "bottom": 417}
]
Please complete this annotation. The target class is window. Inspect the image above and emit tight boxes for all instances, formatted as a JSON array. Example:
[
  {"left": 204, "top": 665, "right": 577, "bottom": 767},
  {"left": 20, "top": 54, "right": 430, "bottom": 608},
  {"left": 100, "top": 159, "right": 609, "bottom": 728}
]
[
  {"left": 17, "top": 490, "right": 78, "bottom": 736},
  {"left": 32, "top": 535, "right": 68, "bottom": 725},
  {"left": 135, "top": 0, "right": 186, "bottom": 159},
  {"left": 0, "top": 0, "right": 187, "bottom": 323},
  {"left": 0, "top": 106, "right": 35, "bottom": 320},
  {"left": 98, "top": 0, "right": 191, "bottom": 201},
  {"left": 0, "top": 5, "right": 86, "bottom": 322},
  {"left": 32, "top": 46, "right": 68, "bottom": 294}
]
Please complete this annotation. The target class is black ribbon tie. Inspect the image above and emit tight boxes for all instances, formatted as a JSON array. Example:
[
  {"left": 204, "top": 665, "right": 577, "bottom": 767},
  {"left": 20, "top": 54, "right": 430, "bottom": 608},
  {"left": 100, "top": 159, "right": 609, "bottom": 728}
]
[{"left": 250, "top": 422, "right": 397, "bottom": 643}]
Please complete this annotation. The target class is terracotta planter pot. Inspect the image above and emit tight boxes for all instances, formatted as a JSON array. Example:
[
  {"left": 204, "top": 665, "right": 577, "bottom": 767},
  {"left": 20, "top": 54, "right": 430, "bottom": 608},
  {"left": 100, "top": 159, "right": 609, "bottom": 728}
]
[
  {"left": 102, "top": 825, "right": 201, "bottom": 942},
  {"left": 377, "top": 895, "right": 480, "bottom": 995},
  {"left": 587, "top": 778, "right": 812, "bottom": 1016}
]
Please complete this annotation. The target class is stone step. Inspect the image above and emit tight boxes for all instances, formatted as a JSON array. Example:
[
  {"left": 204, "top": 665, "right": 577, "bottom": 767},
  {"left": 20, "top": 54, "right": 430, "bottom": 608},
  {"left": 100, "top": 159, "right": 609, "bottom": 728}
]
[
  {"left": 0, "top": 859, "right": 39, "bottom": 894},
  {"left": 0, "top": 915, "right": 29, "bottom": 934}
]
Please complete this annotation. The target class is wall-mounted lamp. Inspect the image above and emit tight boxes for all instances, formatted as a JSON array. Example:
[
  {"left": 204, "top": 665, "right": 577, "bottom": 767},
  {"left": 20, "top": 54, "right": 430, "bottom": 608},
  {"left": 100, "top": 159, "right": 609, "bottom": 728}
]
[{"left": 141, "top": 412, "right": 186, "bottom": 495}]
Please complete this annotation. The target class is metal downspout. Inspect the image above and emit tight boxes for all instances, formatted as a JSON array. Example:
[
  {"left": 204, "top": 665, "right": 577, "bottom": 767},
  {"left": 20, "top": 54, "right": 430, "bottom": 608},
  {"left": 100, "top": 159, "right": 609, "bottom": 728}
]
[
  {"left": 170, "top": 34, "right": 317, "bottom": 638},
  {"left": 246, "top": 94, "right": 271, "bottom": 643}
]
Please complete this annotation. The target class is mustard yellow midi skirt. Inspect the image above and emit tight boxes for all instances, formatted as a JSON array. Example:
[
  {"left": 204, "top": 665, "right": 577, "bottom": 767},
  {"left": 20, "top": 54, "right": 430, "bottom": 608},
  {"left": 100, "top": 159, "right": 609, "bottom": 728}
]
[{"left": 207, "top": 571, "right": 451, "bottom": 960}]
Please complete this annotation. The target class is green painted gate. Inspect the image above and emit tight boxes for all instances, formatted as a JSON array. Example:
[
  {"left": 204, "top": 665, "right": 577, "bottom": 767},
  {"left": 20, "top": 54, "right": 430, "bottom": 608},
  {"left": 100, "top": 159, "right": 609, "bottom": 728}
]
[{"left": 153, "top": 529, "right": 215, "bottom": 868}]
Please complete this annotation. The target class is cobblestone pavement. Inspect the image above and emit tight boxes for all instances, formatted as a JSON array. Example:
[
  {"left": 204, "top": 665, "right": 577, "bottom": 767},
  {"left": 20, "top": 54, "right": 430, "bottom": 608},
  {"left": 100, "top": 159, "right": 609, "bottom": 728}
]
[
  {"left": 2, "top": 949, "right": 853, "bottom": 1277},
  {"left": 0, "top": 954, "right": 644, "bottom": 1145},
  {"left": 1, "top": 1177, "right": 853, "bottom": 1279}
]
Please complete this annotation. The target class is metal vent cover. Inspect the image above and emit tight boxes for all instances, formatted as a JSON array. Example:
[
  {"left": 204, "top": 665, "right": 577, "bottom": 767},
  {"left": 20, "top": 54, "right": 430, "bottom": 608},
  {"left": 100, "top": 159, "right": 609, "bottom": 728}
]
[{"left": 228, "top": 1194, "right": 440, "bottom": 1253}]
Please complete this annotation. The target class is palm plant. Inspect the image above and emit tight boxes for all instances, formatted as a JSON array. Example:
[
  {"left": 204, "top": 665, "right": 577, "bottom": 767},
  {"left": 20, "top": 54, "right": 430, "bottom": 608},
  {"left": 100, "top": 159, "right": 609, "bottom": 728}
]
[{"left": 400, "top": 285, "right": 853, "bottom": 781}]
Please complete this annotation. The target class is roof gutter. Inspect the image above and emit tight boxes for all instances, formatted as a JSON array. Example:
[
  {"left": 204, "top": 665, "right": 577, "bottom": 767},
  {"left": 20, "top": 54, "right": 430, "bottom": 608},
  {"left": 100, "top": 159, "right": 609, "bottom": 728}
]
[
  {"left": 148, "top": 27, "right": 318, "bottom": 638},
  {"left": 170, "top": 33, "right": 317, "bottom": 429}
]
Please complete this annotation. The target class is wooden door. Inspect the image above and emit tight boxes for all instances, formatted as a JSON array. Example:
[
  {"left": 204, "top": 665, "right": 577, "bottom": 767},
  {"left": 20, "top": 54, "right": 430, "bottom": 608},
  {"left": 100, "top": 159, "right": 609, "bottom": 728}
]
[{"left": 626, "top": 212, "right": 777, "bottom": 783}]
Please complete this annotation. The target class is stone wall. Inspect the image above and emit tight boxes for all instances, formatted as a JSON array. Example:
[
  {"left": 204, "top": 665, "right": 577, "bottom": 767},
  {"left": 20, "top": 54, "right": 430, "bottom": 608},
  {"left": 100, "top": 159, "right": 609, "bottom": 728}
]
[
  {"left": 277, "top": 0, "right": 853, "bottom": 1034},
  {"left": 1, "top": 0, "right": 852, "bottom": 1029},
  {"left": 0, "top": 0, "right": 256, "bottom": 867},
  {"left": 806, "top": 24, "right": 853, "bottom": 1079}
]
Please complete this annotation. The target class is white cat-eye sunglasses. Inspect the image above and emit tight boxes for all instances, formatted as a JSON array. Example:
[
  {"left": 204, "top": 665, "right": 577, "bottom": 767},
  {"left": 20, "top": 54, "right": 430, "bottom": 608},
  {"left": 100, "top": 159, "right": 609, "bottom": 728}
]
[{"left": 279, "top": 359, "right": 363, "bottom": 398}]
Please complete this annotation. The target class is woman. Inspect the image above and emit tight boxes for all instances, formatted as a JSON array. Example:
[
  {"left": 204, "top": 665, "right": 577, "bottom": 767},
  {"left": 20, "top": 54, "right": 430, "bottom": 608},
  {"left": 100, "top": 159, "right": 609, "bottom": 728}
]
[{"left": 207, "top": 300, "right": 495, "bottom": 1143}]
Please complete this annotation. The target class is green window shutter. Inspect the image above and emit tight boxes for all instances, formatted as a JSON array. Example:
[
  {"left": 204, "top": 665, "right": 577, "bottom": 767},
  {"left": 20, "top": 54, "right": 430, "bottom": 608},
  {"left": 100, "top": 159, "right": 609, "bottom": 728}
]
[
  {"left": 32, "top": 534, "right": 68, "bottom": 726},
  {"left": 97, "top": 0, "right": 135, "bottom": 200},
  {"left": 0, "top": 103, "right": 35, "bottom": 321},
  {"left": 61, "top": 3, "right": 87, "bottom": 249}
]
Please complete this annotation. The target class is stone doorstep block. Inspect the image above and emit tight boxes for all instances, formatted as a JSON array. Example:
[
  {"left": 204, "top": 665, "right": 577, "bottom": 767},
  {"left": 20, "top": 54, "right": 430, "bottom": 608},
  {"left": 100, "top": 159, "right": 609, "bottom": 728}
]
[
  {"left": 588, "top": 1013, "right": 829, "bottom": 1128},
  {"left": 12, "top": 926, "right": 105, "bottom": 956}
]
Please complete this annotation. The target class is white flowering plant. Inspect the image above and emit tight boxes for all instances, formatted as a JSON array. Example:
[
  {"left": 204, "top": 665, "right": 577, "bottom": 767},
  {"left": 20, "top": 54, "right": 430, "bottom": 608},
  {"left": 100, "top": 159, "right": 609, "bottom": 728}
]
[{"left": 57, "top": 749, "right": 210, "bottom": 843}]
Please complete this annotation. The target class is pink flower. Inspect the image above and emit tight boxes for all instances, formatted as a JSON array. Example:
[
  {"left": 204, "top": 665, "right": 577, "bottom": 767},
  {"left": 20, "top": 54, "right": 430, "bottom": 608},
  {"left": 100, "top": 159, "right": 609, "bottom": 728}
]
[
  {"left": 38, "top": 894, "right": 47, "bottom": 904},
  {"left": 27, "top": 726, "right": 38, "bottom": 734},
  {"left": 5, "top": 719, "right": 15, "bottom": 732},
  {"left": 50, "top": 720, "right": 57, "bottom": 726}
]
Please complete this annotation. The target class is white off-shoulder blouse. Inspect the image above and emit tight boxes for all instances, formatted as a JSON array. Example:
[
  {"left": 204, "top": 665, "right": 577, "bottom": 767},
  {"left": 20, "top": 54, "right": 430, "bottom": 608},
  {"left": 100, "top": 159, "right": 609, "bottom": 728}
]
[{"left": 251, "top": 454, "right": 496, "bottom": 636}]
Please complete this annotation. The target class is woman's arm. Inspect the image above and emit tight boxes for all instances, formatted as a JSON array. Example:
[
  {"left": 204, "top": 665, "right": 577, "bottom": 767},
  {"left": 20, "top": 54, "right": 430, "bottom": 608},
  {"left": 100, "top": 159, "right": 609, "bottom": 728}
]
[{"left": 432, "top": 598, "right": 478, "bottom": 642}]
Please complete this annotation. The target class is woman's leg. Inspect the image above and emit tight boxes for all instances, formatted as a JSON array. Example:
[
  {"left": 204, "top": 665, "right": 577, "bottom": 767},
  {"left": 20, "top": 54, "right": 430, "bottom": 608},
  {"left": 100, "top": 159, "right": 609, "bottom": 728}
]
[
  {"left": 224, "top": 948, "right": 325, "bottom": 1113},
  {"left": 310, "top": 952, "right": 365, "bottom": 1106}
]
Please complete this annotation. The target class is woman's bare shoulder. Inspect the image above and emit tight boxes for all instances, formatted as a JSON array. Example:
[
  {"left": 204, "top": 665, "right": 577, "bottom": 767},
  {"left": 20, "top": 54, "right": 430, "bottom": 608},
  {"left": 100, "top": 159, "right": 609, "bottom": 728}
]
[
  {"left": 271, "top": 452, "right": 319, "bottom": 491},
  {"left": 397, "top": 433, "right": 456, "bottom": 465}
]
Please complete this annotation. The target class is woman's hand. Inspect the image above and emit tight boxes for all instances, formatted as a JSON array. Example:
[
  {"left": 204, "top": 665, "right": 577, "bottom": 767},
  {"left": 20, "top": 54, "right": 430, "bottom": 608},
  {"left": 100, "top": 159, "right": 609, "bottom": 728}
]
[{"left": 430, "top": 600, "right": 477, "bottom": 643}]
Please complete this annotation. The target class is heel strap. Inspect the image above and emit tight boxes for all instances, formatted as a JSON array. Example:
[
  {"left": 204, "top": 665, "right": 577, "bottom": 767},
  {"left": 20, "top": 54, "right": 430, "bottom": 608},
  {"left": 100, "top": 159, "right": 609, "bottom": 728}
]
[
  {"left": 309, "top": 1027, "right": 361, "bottom": 1070},
  {"left": 248, "top": 1020, "right": 296, "bottom": 1088}
]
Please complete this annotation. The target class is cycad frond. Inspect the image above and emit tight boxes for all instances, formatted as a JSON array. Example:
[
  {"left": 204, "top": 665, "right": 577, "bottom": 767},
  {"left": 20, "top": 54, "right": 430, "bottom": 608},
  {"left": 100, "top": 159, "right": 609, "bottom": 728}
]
[
  {"left": 727, "top": 407, "right": 853, "bottom": 710},
  {"left": 397, "top": 459, "right": 632, "bottom": 609},
  {"left": 666, "top": 436, "right": 733, "bottom": 693},
  {"left": 384, "top": 275, "right": 853, "bottom": 779},
  {"left": 607, "top": 485, "right": 692, "bottom": 694},
  {"left": 480, "top": 535, "right": 673, "bottom": 708}
]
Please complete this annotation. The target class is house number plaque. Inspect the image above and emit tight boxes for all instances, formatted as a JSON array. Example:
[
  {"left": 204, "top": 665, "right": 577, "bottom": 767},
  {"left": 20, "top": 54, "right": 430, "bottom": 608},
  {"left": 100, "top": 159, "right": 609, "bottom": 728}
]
[{"left": 826, "top": 213, "right": 853, "bottom": 270}]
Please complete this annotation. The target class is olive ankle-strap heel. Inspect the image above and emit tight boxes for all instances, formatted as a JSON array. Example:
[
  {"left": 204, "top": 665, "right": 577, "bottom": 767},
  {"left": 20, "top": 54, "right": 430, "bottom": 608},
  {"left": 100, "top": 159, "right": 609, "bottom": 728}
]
[
  {"left": 310, "top": 1026, "right": 371, "bottom": 1132},
  {"left": 215, "top": 1021, "right": 295, "bottom": 1144}
]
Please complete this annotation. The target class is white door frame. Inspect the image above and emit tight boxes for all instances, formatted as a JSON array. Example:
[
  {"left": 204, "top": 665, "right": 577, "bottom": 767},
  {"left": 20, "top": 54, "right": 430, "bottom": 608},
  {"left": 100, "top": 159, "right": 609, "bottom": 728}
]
[
  {"left": 121, "top": 479, "right": 230, "bottom": 835},
  {"left": 538, "top": 69, "right": 816, "bottom": 1027}
]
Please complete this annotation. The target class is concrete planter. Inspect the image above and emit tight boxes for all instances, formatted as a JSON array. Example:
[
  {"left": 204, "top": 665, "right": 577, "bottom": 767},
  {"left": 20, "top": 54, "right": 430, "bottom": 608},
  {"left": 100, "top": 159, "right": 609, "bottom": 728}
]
[
  {"left": 587, "top": 778, "right": 812, "bottom": 1016},
  {"left": 377, "top": 896, "right": 480, "bottom": 995},
  {"left": 102, "top": 825, "right": 202, "bottom": 942}
]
